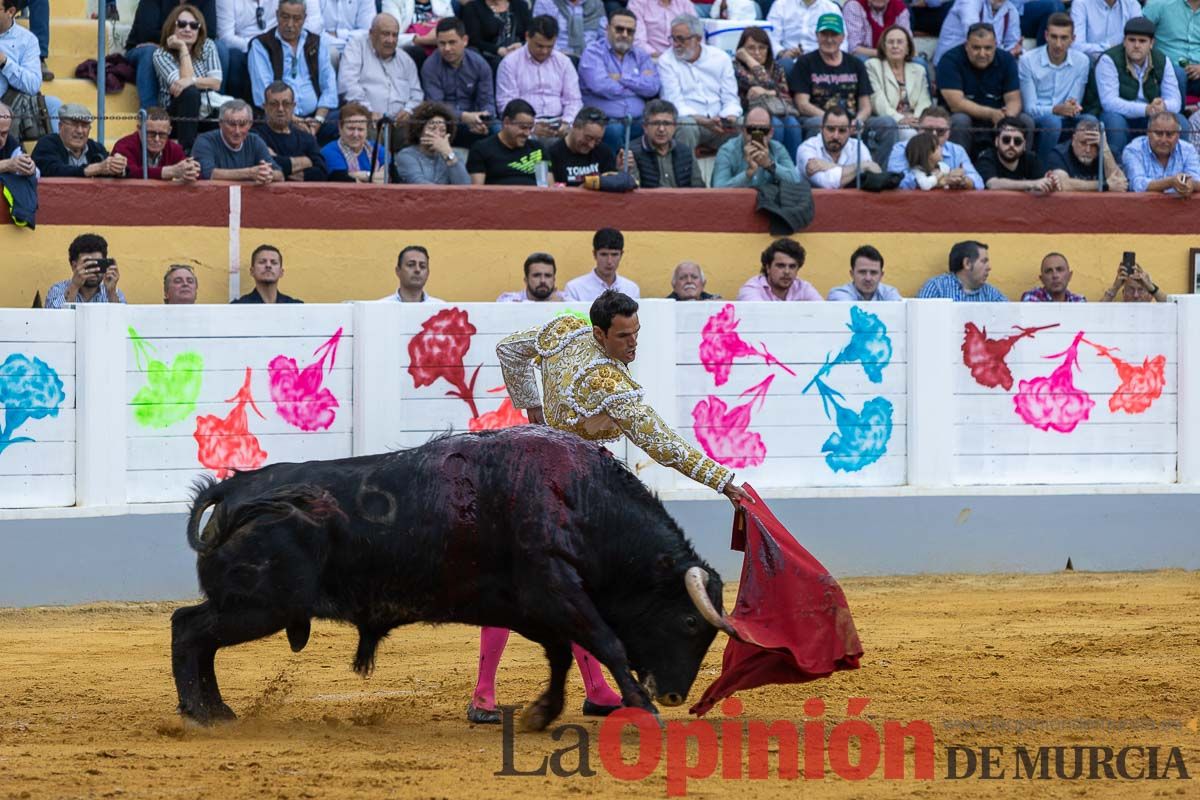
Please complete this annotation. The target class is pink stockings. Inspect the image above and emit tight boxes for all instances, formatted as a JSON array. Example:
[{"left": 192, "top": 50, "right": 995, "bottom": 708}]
[{"left": 471, "top": 626, "right": 622, "bottom": 710}]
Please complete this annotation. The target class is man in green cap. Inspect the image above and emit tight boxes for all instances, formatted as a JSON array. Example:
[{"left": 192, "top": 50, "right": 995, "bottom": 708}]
[{"left": 790, "top": 13, "right": 896, "bottom": 164}]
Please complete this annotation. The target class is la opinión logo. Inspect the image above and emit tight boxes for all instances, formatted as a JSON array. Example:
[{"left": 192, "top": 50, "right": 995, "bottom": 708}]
[{"left": 496, "top": 697, "right": 936, "bottom": 796}]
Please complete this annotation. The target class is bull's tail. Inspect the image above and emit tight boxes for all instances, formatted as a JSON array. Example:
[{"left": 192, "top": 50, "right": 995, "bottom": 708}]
[{"left": 186, "top": 475, "right": 231, "bottom": 554}]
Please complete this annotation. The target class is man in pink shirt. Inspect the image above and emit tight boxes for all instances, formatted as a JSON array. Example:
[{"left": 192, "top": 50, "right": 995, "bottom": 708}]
[
  {"left": 495, "top": 15, "right": 583, "bottom": 137},
  {"left": 736, "top": 238, "right": 824, "bottom": 301},
  {"left": 626, "top": 0, "right": 697, "bottom": 58}
]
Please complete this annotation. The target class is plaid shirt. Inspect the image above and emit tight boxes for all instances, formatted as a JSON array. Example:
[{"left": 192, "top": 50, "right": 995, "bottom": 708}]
[
  {"left": 1020, "top": 287, "right": 1087, "bottom": 302},
  {"left": 916, "top": 272, "right": 1008, "bottom": 302}
]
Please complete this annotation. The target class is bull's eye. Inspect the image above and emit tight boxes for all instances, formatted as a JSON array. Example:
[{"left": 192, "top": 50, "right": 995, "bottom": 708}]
[{"left": 684, "top": 614, "right": 699, "bottom": 630}]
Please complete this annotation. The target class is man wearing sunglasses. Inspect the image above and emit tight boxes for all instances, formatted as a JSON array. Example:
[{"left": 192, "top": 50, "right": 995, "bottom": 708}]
[
  {"left": 885, "top": 107, "right": 983, "bottom": 188},
  {"left": 711, "top": 105, "right": 801, "bottom": 187},
  {"left": 111, "top": 106, "right": 200, "bottom": 181},
  {"left": 578, "top": 11, "right": 660, "bottom": 153},
  {"left": 976, "top": 115, "right": 1061, "bottom": 191}
]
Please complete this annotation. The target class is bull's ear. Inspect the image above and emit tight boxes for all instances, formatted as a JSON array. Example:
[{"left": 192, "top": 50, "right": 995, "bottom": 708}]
[{"left": 655, "top": 553, "right": 675, "bottom": 575}]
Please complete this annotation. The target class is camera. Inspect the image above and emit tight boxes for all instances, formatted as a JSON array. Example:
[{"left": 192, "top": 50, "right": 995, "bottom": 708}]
[{"left": 89, "top": 257, "right": 116, "bottom": 273}]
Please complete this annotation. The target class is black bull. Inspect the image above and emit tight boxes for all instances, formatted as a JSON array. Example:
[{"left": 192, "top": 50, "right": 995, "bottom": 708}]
[{"left": 172, "top": 427, "right": 735, "bottom": 729}]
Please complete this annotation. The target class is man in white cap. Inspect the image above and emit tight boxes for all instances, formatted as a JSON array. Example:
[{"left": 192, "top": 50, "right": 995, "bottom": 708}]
[{"left": 30, "top": 103, "right": 126, "bottom": 178}]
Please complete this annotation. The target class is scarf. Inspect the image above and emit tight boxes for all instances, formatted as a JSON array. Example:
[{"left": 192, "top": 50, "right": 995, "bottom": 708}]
[
  {"left": 850, "top": 0, "right": 908, "bottom": 48},
  {"left": 551, "top": 0, "right": 605, "bottom": 55}
]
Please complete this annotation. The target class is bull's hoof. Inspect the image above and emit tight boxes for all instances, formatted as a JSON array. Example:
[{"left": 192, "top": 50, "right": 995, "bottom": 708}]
[
  {"left": 178, "top": 702, "right": 237, "bottom": 726},
  {"left": 519, "top": 698, "right": 561, "bottom": 732},
  {"left": 467, "top": 702, "right": 501, "bottom": 725},
  {"left": 582, "top": 700, "right": 622, "bottom": 717}
]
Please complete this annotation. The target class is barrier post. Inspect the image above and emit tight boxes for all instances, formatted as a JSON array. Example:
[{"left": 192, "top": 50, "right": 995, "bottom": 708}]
[
  {"left": 138, "top": 109, "right": 148, "bottom": 180},
  {"left": 75, "top": 304, "right": 128, "bottom": 507},
  {"left": 96, "top": 13, "right": 107, "bottom": 144},
  {"left": 906, "top": 299, "right": 956, "bottom": 487},
  {"left": 1175, "top": 295, "right": 1200, "bottom": 485},
  {"left": 352, "top": 301, "right": 404, "bottom": 456}
]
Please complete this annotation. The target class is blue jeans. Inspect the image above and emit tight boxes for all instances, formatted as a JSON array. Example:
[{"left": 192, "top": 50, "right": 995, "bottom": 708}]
[
  {"left": 1019, "top": 0, "right": 1065, "bottom": 45},
  {"left": 1032, "top": 113, "right": 1096, "bottom": 165},
  {"left": 44, "top": 94, "right": 62, "bottom": 133},
  {"left": 26, "top": 0, "right": 50, "bottom": 59},
  {"left": 221, "top": 46, "right": 252, "bottom": 102},
  {"left": 1171, "top": 62, "right": 1200, "bottom": 102},
  {"left": 125, "top": 45, "right": 161, "bottom": 110},
  {"left": 601, "top": 120, "right": 642, "bottom": 154},
  {"left": 771, "top": 115, "right": 803, "bottom": 160}
]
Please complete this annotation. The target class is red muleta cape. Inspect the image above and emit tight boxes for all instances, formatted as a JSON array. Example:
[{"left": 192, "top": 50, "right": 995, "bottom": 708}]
[{"left": 690, "top": 485, "right": 863, "bottom": 715}]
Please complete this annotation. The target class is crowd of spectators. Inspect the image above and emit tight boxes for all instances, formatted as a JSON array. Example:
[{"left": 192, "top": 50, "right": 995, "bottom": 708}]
[
  {"left": 43, "top": 228, "right": 1169, "bottom": 309},
  {"left": 5, "top": 0, "right": 1200, "bottom": 195}
]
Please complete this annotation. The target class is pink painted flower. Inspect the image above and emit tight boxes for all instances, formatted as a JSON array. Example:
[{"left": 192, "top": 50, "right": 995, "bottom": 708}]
[
  {"left": 691, "top": 375, "right": 774, "bottom": 468},
  {"left": 468, "top": 387, "right": 529, "bottom": 431},
  {"left": 962, "top": 322, "right": 1060, "bottom": 390},
  {"left": 268, "top": 328, "right": 342, "bottom": 432},
  {"left": 194, "top": 367, "right": 268, "bottom": 479},
  {"left": 408, "top": 307, "right": 480, "bottom": 417},
  {"left": 1013, "top": 332, "right": 1094, "bottom": 433},
  {"left": 699, "top": 304, "right": 794, "bottom": 387}
]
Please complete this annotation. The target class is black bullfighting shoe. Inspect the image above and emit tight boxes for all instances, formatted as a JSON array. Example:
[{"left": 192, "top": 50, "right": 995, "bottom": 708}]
[
  {"left": 467, "top": 702, "right": 501, "bottom": 724},
  {"left": 582, "top": 700, "right": 623, "bottom": 717}
]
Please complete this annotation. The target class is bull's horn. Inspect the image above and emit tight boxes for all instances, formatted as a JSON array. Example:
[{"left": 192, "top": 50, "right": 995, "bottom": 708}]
[{"left": 685, "top": 566, "right": 736, "bottom": 637}]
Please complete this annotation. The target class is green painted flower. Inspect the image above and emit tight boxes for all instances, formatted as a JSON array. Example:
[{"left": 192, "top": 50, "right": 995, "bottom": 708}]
[{"left": 129, "top": 326, "right": 204, "bottom": 428}]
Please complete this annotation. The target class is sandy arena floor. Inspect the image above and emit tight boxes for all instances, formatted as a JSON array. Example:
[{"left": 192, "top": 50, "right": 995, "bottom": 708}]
[{"left": 1, "top": 570, "right": 1197, "bottom": 799}]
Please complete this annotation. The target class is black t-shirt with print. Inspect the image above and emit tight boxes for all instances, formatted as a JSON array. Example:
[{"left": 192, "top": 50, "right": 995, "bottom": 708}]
[
  {"left": 789, "top": 51, "right": 873, "bottom": 115},
  {"left": 466, "top": 134, "right": 543, "bottom": 185},
  {"left": 544, "top": 138, "right": 616, "bottom": 186}
]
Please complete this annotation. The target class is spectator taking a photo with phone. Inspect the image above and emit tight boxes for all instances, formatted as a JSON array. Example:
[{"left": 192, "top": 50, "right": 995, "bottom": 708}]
[
  {"left": 1100, "top": 252, "right": 1167, "bottom": 302},
  {"left": 44, "top": 233, "right": 126, "bottom": 309}
]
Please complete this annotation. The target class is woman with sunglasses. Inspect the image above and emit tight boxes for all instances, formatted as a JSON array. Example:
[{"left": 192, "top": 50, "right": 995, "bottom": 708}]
[
  {"left": 731, "top": 27, "right": 802, "bottom": 157},
  {"left": 153, "top": 4, "right": 223, "bottom": 152},
  {"left": 865, "top": 25, "right": 930, "bottom": 145}
]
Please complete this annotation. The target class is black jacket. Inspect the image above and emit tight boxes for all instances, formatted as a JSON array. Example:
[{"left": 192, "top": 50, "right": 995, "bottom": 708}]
[
  {"left": 0, "top": 134, "right": 38, "bottom": 228},
  {"left": 461, "top": 0, "right": 532, "bottom": 58},
  {"left": 31, "top": 135, "right": 110, "bottom": 178},
  {"left": 127, "top": 0, "right": 219, "bottom": 49}
]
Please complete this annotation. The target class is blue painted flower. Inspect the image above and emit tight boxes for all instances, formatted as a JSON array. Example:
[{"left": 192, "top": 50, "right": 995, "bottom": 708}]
[
  {"left": 821, "top": 395, "right": 894, "bottom": 473},
  {"left": 0, "top": 353, "right": 66, "bottom": 453}
]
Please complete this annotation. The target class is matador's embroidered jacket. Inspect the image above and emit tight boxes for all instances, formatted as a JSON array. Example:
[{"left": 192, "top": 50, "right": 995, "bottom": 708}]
[{"left": 496, "top": 315, "right": 732, "bottom": 492}]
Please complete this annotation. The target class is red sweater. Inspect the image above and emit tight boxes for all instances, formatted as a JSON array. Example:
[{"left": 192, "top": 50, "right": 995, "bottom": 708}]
[{"left": 111, "top": 132, "right": 186, "bottom": 180}]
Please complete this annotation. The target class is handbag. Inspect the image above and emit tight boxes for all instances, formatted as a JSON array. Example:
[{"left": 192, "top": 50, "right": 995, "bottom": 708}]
[
  {"left": 751, "top": 93, "right": 796, "bottom": 118},
  {"left": 201, "top": 90, "right": 238, "bottom": 118},
  {"left": 1, "top": 88, "right": 52, "bottom": 141}
]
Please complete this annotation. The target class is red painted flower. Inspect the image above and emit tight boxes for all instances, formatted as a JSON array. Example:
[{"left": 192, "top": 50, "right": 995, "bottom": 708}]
[
  {"left": 468, "top": 387, "right": 529, "bottom": 431},
  {"left": 194, "top": 367, "right": 268, "bottom": 479},
  {"left": 408, "top": 307, "right": 480, "bottom": 417},
  {"left": 691, "top": 375, "right": 774, "bottom": 468},
  {"left": 962, "top": 322, "right": 1060, "bottom": 390},
  {"left": 1082, "top": 340, "right": 1167, "bottom": 415},
  {"left": 268, "top": 328, "right": 342, "bottom": 432},
  {"left": 699, "top": 304, "right": 794, "bottom": 387}
]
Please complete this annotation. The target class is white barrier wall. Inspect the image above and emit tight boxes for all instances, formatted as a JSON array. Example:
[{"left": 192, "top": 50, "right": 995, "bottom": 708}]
[{"left": 0, "top": 298, "right": 1197, "bottom": 511}]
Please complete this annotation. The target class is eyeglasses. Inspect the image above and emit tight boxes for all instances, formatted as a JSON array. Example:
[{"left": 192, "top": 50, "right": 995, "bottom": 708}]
[
  {"left": 1149, "top": 129, "right": 1179, "bottom": 138},
  {"left": 646, "top": 119, "right": 675, "bottom": 128},
  {"left": 176, "top": 19, "right": 200, "bottom": 30},
  {"left": 745, "top": 126, "right": 772, "bottom": 136},
  {"left": 145, "top": 130, "right": 170, "bottom": 140},
  {"left": 999, "top": 134, "right": 1024, "bottom": 146},
  {"left": 612, "top": 25, "right": 635, "bottom": 34},
  {"left": 670, "top": 34, "right": 698, "bottom": 44},
  {"left": 265, "top": 98, "right": 295, "bottom": 109},
  {"left": 922, "top": 126, "right": 950, "bottom": 138}
]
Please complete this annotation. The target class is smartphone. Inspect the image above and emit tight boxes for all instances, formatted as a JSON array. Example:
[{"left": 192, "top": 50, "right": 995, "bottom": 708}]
[
  {"left": 478, "top": 111, "right": 493, "bottom": 121},
  {"left": 750, "top": 130, "right": 766, "bottom": 145},
  {"left": 1121, "top": 251, "right": 1136, "bottom": 274}
]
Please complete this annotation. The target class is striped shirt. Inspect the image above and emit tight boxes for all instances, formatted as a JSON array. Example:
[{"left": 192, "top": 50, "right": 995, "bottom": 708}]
[{"left": 916, "top": 272, "right": 1007, "bottom": 301}]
